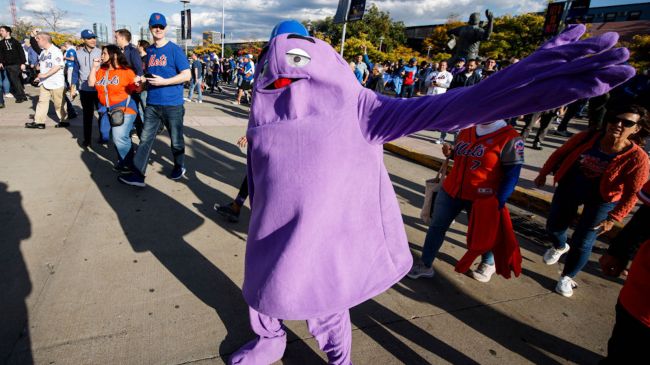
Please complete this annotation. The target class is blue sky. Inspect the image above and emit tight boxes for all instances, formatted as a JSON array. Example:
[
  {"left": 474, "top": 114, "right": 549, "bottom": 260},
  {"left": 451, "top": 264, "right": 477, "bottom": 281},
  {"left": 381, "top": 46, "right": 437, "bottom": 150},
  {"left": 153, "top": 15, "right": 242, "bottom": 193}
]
[{"left": 2, "top": 0, "right": 647, "bottom": 42}]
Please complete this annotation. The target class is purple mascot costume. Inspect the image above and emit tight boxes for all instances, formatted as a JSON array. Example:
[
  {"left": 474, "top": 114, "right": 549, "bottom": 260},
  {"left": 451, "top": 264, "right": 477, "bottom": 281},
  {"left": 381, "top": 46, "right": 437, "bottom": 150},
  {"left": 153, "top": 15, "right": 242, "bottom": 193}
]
[{"left": 229, "top": 21, "right": 634, "bottom": 365}]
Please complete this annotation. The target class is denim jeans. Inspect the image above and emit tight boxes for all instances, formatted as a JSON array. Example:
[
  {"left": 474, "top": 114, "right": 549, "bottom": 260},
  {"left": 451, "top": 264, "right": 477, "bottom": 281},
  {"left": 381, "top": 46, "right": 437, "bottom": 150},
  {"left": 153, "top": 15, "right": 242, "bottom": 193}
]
[
  {"left": 133, "top": 104, "right": 185, "bottom": 176},
  {"left": 421, "top": 188, "right": 495, "bottom": 268},
  {"left": 0, "top": 69, "right": 10, "bottom": 94},
  {"left": 188, "top": 78, "right": 202, "bottom": 101},
  {"left": 401, "top": 84, "right": 415, "bottom": 98},
  {"left": 546, "top": 177, "right": 617, "bottom": 278},
  {"left": 110, "top": 113, "right": 137, "bottom": 161}
]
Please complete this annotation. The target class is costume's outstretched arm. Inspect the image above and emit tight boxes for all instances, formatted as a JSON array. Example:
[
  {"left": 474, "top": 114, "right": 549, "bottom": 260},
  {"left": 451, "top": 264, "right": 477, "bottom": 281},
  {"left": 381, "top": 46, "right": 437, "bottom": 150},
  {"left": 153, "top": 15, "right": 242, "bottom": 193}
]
[{"left": 357, "top": 25, "right": 635, "bottom": 145}]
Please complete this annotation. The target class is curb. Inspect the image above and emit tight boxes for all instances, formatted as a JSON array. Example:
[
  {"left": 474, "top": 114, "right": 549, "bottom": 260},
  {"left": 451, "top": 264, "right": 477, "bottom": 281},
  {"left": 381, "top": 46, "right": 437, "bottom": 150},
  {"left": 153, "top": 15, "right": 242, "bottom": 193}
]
[{"left": 384, "top": 142, "right": 623, "bottom": 238}]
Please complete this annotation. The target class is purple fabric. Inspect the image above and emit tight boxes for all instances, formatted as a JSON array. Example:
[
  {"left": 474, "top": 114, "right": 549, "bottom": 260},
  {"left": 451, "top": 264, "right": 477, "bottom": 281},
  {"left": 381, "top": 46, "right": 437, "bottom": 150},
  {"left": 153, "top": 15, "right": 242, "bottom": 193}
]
[{"left": 242, "top": 25, "right": 634, "bottom": 320}]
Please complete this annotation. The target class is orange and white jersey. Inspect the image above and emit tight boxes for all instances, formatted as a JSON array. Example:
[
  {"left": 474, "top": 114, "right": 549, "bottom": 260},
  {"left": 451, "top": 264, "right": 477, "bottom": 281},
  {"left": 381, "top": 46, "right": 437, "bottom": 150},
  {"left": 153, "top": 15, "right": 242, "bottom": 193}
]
[{"left": 443, "top": 124, "right": 524, "bottom": 201}]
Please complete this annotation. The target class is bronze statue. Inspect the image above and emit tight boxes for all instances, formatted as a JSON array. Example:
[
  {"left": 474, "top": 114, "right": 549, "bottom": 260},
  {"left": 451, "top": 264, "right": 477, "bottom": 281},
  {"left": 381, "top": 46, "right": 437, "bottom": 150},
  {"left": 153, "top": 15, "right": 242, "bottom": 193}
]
[{"left": 448, "top": 10, "right": 494, "bottom": 63}]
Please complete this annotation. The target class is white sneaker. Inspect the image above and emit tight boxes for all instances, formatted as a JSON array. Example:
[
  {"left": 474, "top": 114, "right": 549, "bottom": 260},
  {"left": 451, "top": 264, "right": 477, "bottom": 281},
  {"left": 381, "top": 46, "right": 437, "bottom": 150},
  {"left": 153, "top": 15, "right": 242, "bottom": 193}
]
[
  {"left": 407, "top": 262, "right": 435, "bottom": 279},
  {"left": 5, "top": 93, "right": 14, "bottom": 98},
  {"left": 472, "top": 263, "right": 496, "bottom": 283},
  {"left": 196, "top": 100, "right": 202, "bottom": 104},
  {"left": 543, "top": 244, "right": 570, "bottom": 265},
  {"left": 555, "top": 276, "right": 577, "bottom": 297},
  {"left": 434, "top": 139, "right": 442, "bottom": 144},
  {"left": 184, "top": 98, "right": 191, "bottom": 102}
]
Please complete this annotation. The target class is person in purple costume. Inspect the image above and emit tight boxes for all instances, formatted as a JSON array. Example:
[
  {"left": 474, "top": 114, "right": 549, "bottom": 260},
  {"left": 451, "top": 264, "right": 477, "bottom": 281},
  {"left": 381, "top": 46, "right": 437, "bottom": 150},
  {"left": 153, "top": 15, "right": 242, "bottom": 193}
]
[{"left": 229, "top": 20, "right": 634, "bottom": 365}]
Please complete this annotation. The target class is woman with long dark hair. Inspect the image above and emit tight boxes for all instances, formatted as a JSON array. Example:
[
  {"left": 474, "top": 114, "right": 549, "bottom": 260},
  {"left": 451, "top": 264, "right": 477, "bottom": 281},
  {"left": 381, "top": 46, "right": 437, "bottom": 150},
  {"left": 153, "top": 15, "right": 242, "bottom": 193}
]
[
  {"left": 88, "top": 44, "right": 142, "bottom": 172},
  {"left": 535, "top": 104, "right": 649, "bottom": 297}
]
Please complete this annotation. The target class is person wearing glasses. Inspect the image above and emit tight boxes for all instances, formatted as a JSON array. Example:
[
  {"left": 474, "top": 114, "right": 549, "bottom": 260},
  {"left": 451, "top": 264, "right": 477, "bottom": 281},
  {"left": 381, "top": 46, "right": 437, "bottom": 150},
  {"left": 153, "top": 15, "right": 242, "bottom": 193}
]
[{"left": 534, "top": 104, "right": 649, "bottom": 298}]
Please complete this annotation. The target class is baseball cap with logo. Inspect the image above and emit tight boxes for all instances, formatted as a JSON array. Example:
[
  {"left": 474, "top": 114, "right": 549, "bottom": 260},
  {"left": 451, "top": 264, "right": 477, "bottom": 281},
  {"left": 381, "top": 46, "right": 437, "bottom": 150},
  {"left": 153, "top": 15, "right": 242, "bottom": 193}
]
[
  {"left": 80, "top": 29, "right": 96, "bottom": 39},
  {"left": 149, "top": 13, "right": 167, "bottom": 27}
]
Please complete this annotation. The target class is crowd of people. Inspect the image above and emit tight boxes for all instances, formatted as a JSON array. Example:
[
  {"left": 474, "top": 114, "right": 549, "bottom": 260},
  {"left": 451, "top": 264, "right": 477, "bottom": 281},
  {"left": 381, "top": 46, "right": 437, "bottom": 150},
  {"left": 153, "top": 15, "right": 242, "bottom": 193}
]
[{"left": 2, "top": 13, "right": 650, "bottom": 363}]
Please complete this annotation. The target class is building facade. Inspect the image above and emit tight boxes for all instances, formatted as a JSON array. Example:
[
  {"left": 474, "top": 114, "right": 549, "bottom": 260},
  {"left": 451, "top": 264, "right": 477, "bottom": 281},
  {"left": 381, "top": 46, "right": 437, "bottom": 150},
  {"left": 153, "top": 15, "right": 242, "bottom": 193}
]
[{"left": 92, "top": 23, "right": 109, "bottom": 44}]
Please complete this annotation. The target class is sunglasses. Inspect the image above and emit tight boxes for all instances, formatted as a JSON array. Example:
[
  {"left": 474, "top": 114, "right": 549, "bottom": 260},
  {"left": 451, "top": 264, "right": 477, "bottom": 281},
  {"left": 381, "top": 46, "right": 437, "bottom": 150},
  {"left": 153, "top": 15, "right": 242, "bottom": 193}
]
[
  {"left": 608, "top": 118, "right": 638, "bottom": 128},
  {"left": 150, "top": 25, "right": 165, "bottom": 30}
]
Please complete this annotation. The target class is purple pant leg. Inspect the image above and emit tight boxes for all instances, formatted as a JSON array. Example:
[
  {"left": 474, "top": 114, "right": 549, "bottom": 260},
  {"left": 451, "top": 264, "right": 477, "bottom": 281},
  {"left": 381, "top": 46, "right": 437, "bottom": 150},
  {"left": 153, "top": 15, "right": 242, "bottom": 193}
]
[
  {"left": 307, "top": 310, "right": 353, "bottom": 365},
  {"left": 228, "top": 307, "right": 287, "bottom": 365}
]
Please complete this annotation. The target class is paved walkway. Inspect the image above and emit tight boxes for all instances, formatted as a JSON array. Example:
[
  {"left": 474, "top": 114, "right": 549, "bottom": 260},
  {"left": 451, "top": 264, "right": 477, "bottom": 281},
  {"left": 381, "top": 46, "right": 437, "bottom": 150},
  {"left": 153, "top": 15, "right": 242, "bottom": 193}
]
[{"left": 0, "top": 85, "right": 626, "bottom": 364}]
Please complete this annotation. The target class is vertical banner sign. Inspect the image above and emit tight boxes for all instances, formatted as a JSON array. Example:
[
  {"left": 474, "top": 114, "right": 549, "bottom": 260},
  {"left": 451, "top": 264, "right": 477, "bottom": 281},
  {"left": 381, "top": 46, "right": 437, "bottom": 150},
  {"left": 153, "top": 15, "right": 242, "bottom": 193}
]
[
  {"left": 333, "top": 0, "right": 350, "bottom": 24},
  {"left": 186, "top": 9, "right": 192, "bottom": 40},
  {"left": 181, "top": 10, "right": 186, "bottom": 40},
  {"left": 347, "top": 0, "right": 366, "bottom": 22},
  {"left": 543, "top": 2, "right": 566, "bottom": 36}
]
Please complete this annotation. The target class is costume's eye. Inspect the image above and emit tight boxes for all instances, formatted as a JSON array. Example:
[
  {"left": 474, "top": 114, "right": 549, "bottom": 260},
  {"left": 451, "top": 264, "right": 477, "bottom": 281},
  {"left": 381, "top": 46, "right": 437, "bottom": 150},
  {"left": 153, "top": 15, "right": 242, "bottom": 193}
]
[{"left": 285, "top": 48, "right": 311, "bottom": 68}]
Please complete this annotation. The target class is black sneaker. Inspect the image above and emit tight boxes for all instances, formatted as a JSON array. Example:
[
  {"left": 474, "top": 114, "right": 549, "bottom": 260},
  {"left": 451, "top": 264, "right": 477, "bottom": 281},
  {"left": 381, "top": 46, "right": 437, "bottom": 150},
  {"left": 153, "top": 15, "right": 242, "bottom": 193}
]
[
  {"left": 118, "top": 172, "right": 146, "bottom": 187},
  {"left": 169, "top": 166, "right": 186, "bottom": 180},
  {"left": 0, "top": 103, "right": 5, "bottom": 108},
  {"left": 25, "top": 122, "right": 45, "bottom": 129},
  {"left": 55, "top": 122, "right": 70, "bottom": 128},
  {"left": 214, "top": 203, "right": 240, "bottom": 223},
  {"left": 112, "top": 162, "right": 132, "bottom": 173},
  {"left": 553, "top": 129, "right": 573, "bottom": 137},
  {"left": 532, "top": 141, "right": 543, "bottom": 150},
  {"left": 15, "top": 98, "right": 26, "bottom": 103}
]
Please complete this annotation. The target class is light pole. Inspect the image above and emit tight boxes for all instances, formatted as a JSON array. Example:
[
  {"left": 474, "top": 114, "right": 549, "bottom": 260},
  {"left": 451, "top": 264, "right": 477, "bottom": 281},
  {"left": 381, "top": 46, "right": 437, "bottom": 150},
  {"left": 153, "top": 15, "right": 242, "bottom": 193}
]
[
  {"left": 427, "top": 45, "right": 432, "bottom": 58},
  {"left": 221, "top": 0, "right": 225, "bottom": 59},
  {"left": 181, "top": 0, "right": 190, "bottom": 55},
  {"left": 378, "top": 36, "right": 384, "bottom": 52}
]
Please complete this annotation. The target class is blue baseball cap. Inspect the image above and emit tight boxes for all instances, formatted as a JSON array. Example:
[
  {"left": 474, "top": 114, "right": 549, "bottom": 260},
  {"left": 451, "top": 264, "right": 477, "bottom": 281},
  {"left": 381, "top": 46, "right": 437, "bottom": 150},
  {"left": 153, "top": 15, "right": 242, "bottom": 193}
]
[
  {"left": 80, "top": 29, "right": 96, "bottom": 39},
  {"left": 149, "top": 13, "right": 167, "bottom": 27},
  {"left": 269, "top": 20, "right": 309, "bottom": 41}
]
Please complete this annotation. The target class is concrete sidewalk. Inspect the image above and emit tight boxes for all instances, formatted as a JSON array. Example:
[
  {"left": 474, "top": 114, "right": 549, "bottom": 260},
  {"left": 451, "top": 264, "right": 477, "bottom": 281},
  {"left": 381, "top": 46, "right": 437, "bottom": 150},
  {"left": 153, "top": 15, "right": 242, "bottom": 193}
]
[{"left": 0, "top": 85, "right": 626, "bottom": 364}]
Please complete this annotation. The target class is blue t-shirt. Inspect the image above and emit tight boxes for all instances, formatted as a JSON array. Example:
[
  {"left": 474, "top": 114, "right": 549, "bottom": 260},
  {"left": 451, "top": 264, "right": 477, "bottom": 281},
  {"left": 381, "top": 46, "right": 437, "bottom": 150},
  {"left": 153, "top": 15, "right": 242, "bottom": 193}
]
[
  {"left": 145, "top": 41, "right": 190, "bottom": 106},
  {"left": 191, "top": 59, "right": 203, "bottom": 80},
  {"left": 65, "top": 48, "right": 77, "bottom": 68},
  {"left": 243, "top": 61, "right": 255, "bottom": 81}
]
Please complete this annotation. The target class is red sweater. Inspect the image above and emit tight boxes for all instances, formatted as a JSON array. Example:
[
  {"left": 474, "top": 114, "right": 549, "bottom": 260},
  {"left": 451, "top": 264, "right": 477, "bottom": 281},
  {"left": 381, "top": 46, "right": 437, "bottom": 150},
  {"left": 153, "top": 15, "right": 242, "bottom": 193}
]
[
  {"left": 639, "top": 180, "right": 650, "bottom": 206},
  {"left": 620, "top": 240, "right": 650, "bottom": 327},
  {"left": 455, "top": 197, "right": 522, "bottom": 278},
  {"left": 539, "top": 131, "right": 649, "bottom": 222}
]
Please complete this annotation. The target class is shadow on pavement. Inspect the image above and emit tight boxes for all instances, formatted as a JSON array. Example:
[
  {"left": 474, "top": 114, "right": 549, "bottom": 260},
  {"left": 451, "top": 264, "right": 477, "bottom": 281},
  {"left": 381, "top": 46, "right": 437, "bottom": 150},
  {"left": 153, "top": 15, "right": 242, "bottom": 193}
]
[
  {"left": 75, "top": 136, "right": 322, "bottom": 362},
  {"left": 0, "top": 183, "right": 34, "bottom": 364}
]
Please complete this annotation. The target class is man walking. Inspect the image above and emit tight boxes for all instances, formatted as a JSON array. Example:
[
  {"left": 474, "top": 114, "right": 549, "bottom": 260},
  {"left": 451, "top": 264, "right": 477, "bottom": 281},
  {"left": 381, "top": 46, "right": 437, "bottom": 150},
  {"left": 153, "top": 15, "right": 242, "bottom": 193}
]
[
  {"left": 119, "top": 12, "right": 191, "bottom": 187},
  {"left": 185, "top": 53, "right": 203, "bottom": 103},
  {"left": 234, "top": 54, "right": 254, "bottom": 105},
  {"left": 115, "top": 28, "right": 145, "bottom": 136},
  {"left": 73, "top": 29, "right": 105, "bottom": 146},
  {"left": 400, "top": 57, "right": 418, "bottom": 98},
  {"left": 0, "top": 25, "right": 28, "bottom": 103},
  {"left": 25, "top": 32, "right": 66, "bottom": 129}
]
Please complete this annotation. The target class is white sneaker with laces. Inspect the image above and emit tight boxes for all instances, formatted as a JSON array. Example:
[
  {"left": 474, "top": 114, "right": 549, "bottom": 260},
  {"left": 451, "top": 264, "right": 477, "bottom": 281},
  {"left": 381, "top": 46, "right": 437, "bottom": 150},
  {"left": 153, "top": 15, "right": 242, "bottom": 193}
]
[
  {"left": 472, "top": 263, "right": 496, "bottom": 283},
  {"left": 555, "top": 276, "right": 577, "bottom": 297},
  {"left": 543, "top": 244, "right": 570, "bottom": 265},
  {"left": 407, "top": 262, "right": 435, "bottom": 279}
]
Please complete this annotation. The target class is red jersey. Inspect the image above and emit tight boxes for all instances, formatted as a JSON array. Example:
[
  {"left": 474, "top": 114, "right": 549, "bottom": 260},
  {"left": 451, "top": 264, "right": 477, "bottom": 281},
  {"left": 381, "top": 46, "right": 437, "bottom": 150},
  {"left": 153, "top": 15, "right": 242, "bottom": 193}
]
[
  {"left": 443, "top": 125, "right": 524, "bottom": 201},
  {"left": 620, "top": 240, "right": 650, "bottom": 327}
]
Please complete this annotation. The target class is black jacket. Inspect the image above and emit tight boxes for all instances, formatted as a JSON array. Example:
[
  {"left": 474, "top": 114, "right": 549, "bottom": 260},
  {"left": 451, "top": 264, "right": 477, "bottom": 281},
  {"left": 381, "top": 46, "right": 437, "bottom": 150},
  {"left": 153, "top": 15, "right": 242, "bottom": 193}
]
[
  {"left": 449, "top": 71, "right": 482, "bottom": 89},
  {"left": 0, "top": 37, "right": 26, "bottom": 66}
]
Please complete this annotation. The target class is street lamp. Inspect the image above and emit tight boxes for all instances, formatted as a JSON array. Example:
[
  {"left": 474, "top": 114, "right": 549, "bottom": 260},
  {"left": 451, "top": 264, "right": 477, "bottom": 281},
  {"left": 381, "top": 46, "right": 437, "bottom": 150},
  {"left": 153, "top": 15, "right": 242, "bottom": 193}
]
[
  {"left": 427, "top": 45, "right": 432, "bottom": 58},
  {"left": 378, "top": 36, "right": 384, "bottom": 52},
  {"left": 181, "top": 0, "right": 190, "bottom": 55},
  {"left": 221, "top": 0, "right": 225, "bottom": 59}
]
